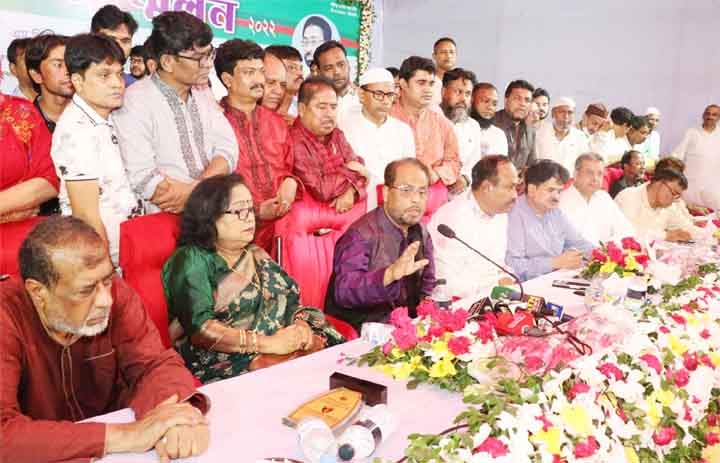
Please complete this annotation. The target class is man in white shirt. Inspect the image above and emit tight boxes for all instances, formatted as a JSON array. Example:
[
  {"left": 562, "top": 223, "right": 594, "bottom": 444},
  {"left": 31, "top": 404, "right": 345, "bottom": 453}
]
[
  {"left": 535, "top": 96, "right": 589, "bottom": 173},
  {"left": 636, "top": 107, "right": 661, "bottom": 163},
  {"left": 114, "top": 12, "right": 237, "bottom": 214},
  {"left": 615, "top": 168, "right": 703, "bottom": 243},
  {"left": 470, "top": 82, "right": 508, "bottom": 157},
  {"left": 440, "top": 67, "right": 480, "bottom": 194},
  {"left": 671, "top": 104, "right": 720, "bottom": 210},
  {"left": 576, "top": 102, "right": 609, "bottom": 137},
  {"left": 429, "top": 155, "right": 519, "bottom": 299},
  {"left": 313, "top": 40, "right": 360, "bottom": 124},
  {"left": 51, "top": 34, "right": 141, "bottom": 265},
  {"left": 589, "top": 106, "right": 634, "bottom": 164},
  {"left": 431, "top": 37, "right": 457, "bottom": 109},
  {"left": 339, "top": 68, "right": 415, "bottom": 209},
  {"left": 559, "top": 153, "right": 634, "bottom": 245}
]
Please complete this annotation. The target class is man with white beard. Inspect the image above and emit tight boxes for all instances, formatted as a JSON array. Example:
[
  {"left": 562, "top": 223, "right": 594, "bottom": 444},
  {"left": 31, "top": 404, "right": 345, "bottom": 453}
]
[{"left": 441, "top": 67, "right": 479, "bottom": 194}]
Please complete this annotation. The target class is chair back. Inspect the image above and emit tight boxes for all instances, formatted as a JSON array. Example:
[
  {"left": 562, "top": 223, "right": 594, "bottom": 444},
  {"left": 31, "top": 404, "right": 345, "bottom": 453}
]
[{"left": 0, "top": 217, "right": 45, "bottom": 277}]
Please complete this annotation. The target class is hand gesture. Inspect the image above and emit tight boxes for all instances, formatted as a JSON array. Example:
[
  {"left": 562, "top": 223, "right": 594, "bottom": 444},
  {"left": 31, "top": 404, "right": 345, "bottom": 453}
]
[
  {"left": 345, "top": 161, "right": 370, "bottom": 179},
  {"left": 384, "top": 241, "right": 429, "bottom": 286},
  {"left": 155, "top": 423, "right": 210, "bottom": 462},
  {"left": 551, "top": 250, "right": 584, "bottom": 270},
  {"left": 332, "top": 187, "right": 356, "bottom": 214}
]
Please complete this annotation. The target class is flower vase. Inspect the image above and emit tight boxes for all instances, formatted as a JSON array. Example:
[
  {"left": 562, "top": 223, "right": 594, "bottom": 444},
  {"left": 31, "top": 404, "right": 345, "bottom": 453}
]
[{"left": 584, "top": 272, "right": 628, "bottom": 310}]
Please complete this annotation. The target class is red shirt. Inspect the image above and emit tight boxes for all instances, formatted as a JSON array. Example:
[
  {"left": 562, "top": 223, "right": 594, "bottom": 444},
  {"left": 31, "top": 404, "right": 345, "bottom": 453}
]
[
  {"left": 0, "top": 93, "right": 58, "bottom": 192},
  {"left": 0, "top": 276, "right": 206, "bottom": 463}
]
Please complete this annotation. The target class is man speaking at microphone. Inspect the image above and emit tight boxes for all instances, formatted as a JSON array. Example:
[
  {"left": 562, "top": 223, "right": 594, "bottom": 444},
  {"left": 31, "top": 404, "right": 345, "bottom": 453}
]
[
  {"left": 429, "top": 156, "right": 520, "bottom": 299},
  {"left": 325, "top": 158, "right": 436, "bottom": 330},
  {"left": 506, "top": 160, "right": 593, "bottom": 281}
]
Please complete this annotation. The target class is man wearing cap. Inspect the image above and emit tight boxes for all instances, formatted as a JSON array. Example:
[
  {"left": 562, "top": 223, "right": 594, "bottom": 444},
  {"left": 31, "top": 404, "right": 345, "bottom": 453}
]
[
  {"left": 534, "top": 97, "right": 589, "bottom": 173},
  {"left": 340, "top": 68, "right": 416, "bottom": 210},
  {"left": 576, "top": 103, "right": 609, "bottom": 137},
  {"left": 589, "top": 106, "right": 634, "bottom": 164},
  {"left": 636, "top": 107, "right": 661, "bottom": 163}
]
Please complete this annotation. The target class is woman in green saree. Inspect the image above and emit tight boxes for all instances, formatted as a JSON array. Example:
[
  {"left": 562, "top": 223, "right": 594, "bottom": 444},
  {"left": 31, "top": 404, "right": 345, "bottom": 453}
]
[{"left": 162, "top": 174, "right": 345, "bottom": 383}]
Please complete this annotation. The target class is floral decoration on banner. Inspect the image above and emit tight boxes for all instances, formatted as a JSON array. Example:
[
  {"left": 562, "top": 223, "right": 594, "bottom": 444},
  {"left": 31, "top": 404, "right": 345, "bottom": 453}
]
[
  {"left": 338, "top": 0, "right": 375, "bottom": 77},
  {"left": 582, "top": 237, "right": 650, "bottom": 279},
  {"left": 361, "top": 263, "right": 720, "bottom": 462}
]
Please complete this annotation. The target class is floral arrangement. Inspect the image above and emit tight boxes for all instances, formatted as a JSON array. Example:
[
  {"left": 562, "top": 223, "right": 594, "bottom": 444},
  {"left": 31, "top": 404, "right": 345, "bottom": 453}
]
[
  {"left": 582, "top": 237, "right": 650, "bottom": 279},
  {"left": 352, "top": 300, "right": 509, "bottom": 392},
  {"left": 390, "top": 266, "right": 720, "bottom": 462}
]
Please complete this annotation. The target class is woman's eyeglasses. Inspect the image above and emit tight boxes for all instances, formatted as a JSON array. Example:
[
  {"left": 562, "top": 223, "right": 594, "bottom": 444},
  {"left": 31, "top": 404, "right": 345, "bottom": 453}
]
[{"left": 224, "top": 207, "right": 254, "bottom": 221}]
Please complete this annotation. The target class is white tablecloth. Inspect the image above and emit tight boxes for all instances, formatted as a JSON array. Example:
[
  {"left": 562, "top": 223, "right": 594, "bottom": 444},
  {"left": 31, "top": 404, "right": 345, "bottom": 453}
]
[{"left": 94, "top": 270, "right": 587, "bottom": 462}]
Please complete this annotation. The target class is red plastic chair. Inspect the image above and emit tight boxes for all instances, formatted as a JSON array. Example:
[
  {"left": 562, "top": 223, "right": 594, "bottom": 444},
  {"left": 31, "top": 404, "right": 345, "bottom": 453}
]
[
  {"left": 0, "top": 216, "right": 45, "bottom": 277},
  {"left": 273, "top": 195, "right": 366, "bottom": 340},
  {"left": 119, "top": 213, "right": 180, "bottom": 349},
  {"left": 376, "top": 180, "right": 449, "bottom": 224}
]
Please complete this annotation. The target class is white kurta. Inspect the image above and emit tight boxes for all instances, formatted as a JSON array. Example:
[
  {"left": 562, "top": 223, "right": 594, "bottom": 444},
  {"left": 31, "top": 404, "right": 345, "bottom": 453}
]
[
  {"left": 671, "top": 126, "right": 720, "bottom": 210},
  {"left": 339, "top": 109, "right": 415, "bottom": 209},
  {"left": 614, "top": 184, "right": 705, "bottom": 243},
  {"left": 535, "top": 124, "right": 590, "bottom": 173},
  {"left": 559, "top": 185, "right": 634, "bottom": 245},
  {"left": 635, "top": 130, "right": 661, "bottom": 164},
  {"left": 477, "top": 123, "right": 509, "bottom": 158},
  {"left": 428, "top": 191, "right": 510, "bottom": 299},
  {"left": 453, "top": 117, "right": 482, "bottom": 179},
  {"left": 589, "top": 131, "right": 632, "bottom": 164}
]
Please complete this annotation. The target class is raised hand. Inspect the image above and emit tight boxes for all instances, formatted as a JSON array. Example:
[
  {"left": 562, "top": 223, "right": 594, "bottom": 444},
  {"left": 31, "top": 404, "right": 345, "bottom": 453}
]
[{"left": 383, "top": 241, "right": 429, "bottom": 286}]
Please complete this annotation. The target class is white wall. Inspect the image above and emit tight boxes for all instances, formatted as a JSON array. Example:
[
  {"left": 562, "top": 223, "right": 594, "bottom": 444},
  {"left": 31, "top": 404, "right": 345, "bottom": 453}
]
[{"left": 379, "top": 0, "right": 720, "bottom": 153}]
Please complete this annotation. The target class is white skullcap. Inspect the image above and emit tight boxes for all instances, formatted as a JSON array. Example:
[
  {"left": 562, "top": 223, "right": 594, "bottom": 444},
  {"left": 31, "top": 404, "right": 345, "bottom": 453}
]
[
  {"left": 359, "top": 68, "right": 394, "bottom": 86},
  {"left": 552, "top": 96, "right": 576, "bottom": 110},
  {"left": 645, "top": 106, "right": 661, "bottom": 116}
]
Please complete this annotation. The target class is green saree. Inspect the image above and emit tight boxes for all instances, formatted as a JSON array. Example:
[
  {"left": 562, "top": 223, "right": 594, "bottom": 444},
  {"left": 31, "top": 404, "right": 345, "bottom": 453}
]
[{"left": 162, "top": 244, "right": 345, "bottom": 383}]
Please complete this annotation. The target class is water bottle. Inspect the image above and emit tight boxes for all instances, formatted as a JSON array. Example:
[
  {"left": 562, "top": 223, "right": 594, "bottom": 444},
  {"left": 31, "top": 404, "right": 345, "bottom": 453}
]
[
  {"left": 297, "top": 417, "right": 338, "bottom": 463},
  {"left": 336, "top": 405, "right": 395, "bottom": 461},
  {"left": 432, "top": 279, "right": 451, "bottom": 308},
  {"left": 624, "top": 275, "right": 648, "bottom": 313}
]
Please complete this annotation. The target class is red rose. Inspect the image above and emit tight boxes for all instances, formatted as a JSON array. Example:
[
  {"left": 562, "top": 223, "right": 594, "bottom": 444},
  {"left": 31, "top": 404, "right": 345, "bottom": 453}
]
[
  {"left": 598, "top": 362, "right": 624, "bottom": 381},
  {"left": 673, "top": 369, "right": 690, "bottom": 387},
  {"left": 525, "top": 355, "right": 544, "bottom": 371},
  {"left": 671, "top": 314, "right": 687, "bottom": 325},
  {"left": 473, "top": 437, "right": 508, "bottom": 457},
  {"left": 683, "top": 352, "right": 699, "bottom": 371},
  {"left": 621, "top": 237, "right": 642, "bottom": 251},
  {"left": 448, "top": 336, "right": 471, "bottom": 355},
  {"left": 474, "top": 318, "right": 496, "bottom": 344},
  {"left": 606, "top": 242, "right": 626, "bottom": 265},
  {"left": 700, "top": 329, "right": 711, "bottom": 339},
  {"left": 573, "top": 436, "right": 599, "bottom": 458},
  {"left": 591, "top": 248, "right": 608, "bottom": 263},
  {"left": 659, "top": 326, "right": 671, "bottom": 334},
  {"left": 709, "top": 414, "right": 719, "bottom": 427},
  {"left": 652, "top": 426, "right": 677, "bottom": 446},
  {"left": 635, "top": 253, "right": 649, "bottom": 267},
  {"left": 707, "top": 432, "right": 720, "bottom": 445},
  {"left": 640, "top": 354, "right": 663, "bottom": 375},
  {"left": 567, "top": 382, "right": 591, "bottom": 400}
]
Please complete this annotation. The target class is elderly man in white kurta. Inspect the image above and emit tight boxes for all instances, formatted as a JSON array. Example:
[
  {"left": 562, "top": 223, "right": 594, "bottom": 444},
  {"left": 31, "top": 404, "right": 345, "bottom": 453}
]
[
  {"left": 559, "top": 153, "right": 634, "bottom": 245},
  {"left": 535, "top": 97, "right": 589, "bottom": 173},
  {"left": 113, "top": 13, "right": 237, "bottom": 213},
  {"left": 429, "top": 155, "right": 519, "bottom": 299},
  {"left": 670, "top": 104, "right": 720, "bottom": 210},
  {"left": 339, "top": 68, "right": 415, "bottom": 210}
]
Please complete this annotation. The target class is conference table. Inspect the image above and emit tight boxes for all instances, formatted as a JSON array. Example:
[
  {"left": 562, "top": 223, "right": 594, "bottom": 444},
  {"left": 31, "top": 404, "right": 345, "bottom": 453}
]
[{"left": 95, "top": 270, "right": 587, "bottom": 462}]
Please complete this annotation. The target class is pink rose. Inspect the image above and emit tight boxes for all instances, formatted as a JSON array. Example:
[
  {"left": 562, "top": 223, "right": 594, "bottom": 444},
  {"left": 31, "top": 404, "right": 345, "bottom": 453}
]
[
  {"left": 709, "top": 414, "right": 719, "bottom": 427},
  {"left": 591, "top": 248, "right": 608, "bottom": 263},
  {"left": 537, "top": 415, "right": 553, "bottom": 431},
  {"left": 635, "top": 253, "right": 649, "bottom": 267},
  {"left": 567, "top": 382, "right": 591, "bottom": 400},
  {"left": 474, "top": 317, "right": 496, "bottom": 344},
  {"left": 606, "top": 242, "right": 626, "bottom": 266},
  {"left": 671, "top": 314, "right": 687, "bottom": 326},
  {"left": 640, "top": 354, "right": 663, "bottom": 375},
  {"left": 701, "top": 329, "right": 711, "bottom": 339},
  {"left": 473, "top": 437, "right": 508, "bottom": 457},
  {"left": 389, "top": 306, "right": 413, "bottom": 328},
  {"left": 652, "top": 426, "right": 677, "bottom": 446},
  {"left": 382, "top": 341, "right": 393, "bottom": 356},
  {"left": 525, "top": 356, "right": 544, "bottom": 371},
  {"left": 437, "top": 308, "right": 468, "bottom": 332},
  {"left": 427, "top": 325, "right": 448, "bottom": 339},
  {"left": 673, "top": 368, "right": 690, "bottom": 387},
  {"left": 573, "top": 436, "right": 599, "bottom": 458},
  {"left": 683, "top": 352, "right": 699, "bottom": 371},
  {"left": 621, "top": 237, "right": 642, "bottom": 251},
  {"left": 391, "top": 325, "right": 418, "bottom": 350},
  {"left": 659, "top": 326, "right": 670, "bottom": 334},
  {"left": 707, "top": 432, "right": 720, "bottom": 445},
  {"left": 416, "top": 299, "right": 440, "bottom": 319},
  {"left": 448, "top": 336, "right": 471, "bottom": 355},
  {"left": 702, "top": 355, "right": 715, "bottom": 369},
  {"left": 598, "top": 362, "right": 624, "bottom": 381}
]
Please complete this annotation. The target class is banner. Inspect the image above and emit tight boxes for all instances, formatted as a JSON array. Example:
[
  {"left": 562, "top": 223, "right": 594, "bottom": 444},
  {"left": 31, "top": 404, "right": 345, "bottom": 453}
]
[{"left": 0, "top": 0, "right": 366, "bottom": 94}]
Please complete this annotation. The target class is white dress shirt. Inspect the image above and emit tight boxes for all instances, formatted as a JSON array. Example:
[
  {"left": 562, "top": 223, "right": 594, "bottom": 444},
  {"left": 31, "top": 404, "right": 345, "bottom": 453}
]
[
  {"left": 559, "top": 185, "right": 635, "bottom": 245},
  {"left": 453, "top": 117, "right": 483, "bottom": 179},
  {"left": 337, "top": 86, "right": 361, "bottom": 126},
  {"left": 615, "top": 183, "right": 704, "bottom": 242},
  {"left": 477, "top": 123, "right": 509, "bottom": 158},
  {"left": 589, "top": 131, "right": 632, "bottom": 164},
  {"left": 51, "top": 95, "right": 140, "bottom": 265},
  {"left": 636, "top": 130, "right": 661, "bottom": 164},
  {"left": 113, "top": 74, "right": 237, "bottom": 212},
  {"left": 671, "top": 126, "right": 720, "bottom": 210},
  {"left": 535, "top": 124, "right": 590, "bottom": 173},
  {"left": 339, "top": 108, "right": 415, "bottom": 209},
  {"left": 428, "top": 191, "right": 510, "bottom": 299}
]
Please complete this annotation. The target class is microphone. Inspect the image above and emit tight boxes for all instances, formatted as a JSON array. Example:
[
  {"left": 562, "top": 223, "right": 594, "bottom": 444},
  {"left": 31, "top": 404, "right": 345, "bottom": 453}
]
[{"left": 436, "top": 224, "right": 525, "bottom": 301}]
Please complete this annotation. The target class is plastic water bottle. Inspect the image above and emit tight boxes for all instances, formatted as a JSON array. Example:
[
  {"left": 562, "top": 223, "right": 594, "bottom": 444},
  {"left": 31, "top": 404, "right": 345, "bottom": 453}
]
[
  {"left": 432, "top": 279, "right": 451, "bottom": 308},
  {"left": 336, "top": 404, "right": 395, "bottom": 461},
  {"left": 297, "top": 417, "right": 338, "bottom": 463}
]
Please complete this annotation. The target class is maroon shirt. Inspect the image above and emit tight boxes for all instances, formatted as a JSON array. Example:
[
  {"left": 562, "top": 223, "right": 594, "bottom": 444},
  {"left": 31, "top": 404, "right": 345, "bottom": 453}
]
[{"left": 0, "top": 276, "right": 206, "bottom": 463}]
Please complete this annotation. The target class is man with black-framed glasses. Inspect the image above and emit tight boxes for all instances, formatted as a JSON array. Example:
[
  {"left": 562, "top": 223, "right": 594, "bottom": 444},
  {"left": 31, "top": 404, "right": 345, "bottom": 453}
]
[
  {"left": 339, "top": 68, "right": 415, "bottom": 210},
  {"left": 114, "top": 11, "right": 237, "bottom": 215},
  {"left": 615, "top": 167, "right": 705, "bottom": 243}
]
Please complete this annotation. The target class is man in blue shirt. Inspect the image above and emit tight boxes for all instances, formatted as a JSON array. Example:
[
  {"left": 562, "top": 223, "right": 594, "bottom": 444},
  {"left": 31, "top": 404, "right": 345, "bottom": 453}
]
[{"left": 506, "top": 159, "right": 593, "bottom": 280}]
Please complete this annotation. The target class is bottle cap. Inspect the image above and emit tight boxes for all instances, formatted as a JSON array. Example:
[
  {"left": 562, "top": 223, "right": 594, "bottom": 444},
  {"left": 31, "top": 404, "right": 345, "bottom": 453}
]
[{"left": 338, "top": 443, "right": 355, "bottom": 461}]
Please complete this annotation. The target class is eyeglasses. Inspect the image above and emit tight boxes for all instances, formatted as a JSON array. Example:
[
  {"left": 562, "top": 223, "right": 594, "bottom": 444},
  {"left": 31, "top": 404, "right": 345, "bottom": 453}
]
[
  {"left": 389, "top": 185, "right": 429, "bottom": 197},
  {"left": 176, "top": 46, "right": 216, "bottom": 66},
  {"left": 661, "top": 181, "right": 683, "bottom": 200},
  {"left": 224, "top": 207, "right": 254, "bottom": 221},
  {"left": 361, "top": 87, "right": 397, "bottom": 102}
]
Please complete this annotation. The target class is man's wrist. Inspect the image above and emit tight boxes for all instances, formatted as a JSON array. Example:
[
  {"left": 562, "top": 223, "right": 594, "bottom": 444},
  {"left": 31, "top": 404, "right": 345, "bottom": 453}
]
[{"left": 106, "top": 422, "right": 136, "bottom": 454}]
